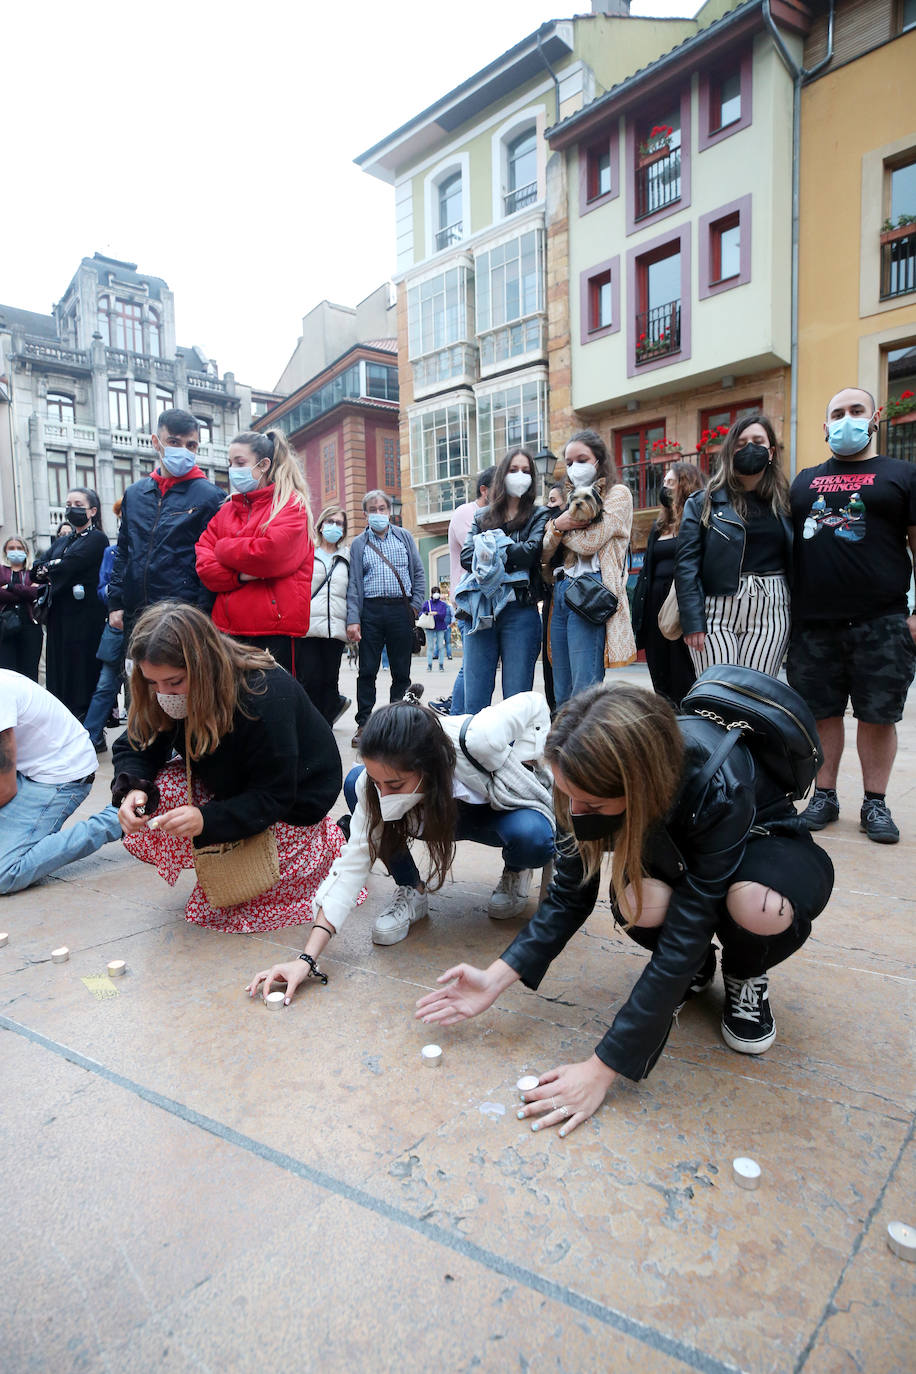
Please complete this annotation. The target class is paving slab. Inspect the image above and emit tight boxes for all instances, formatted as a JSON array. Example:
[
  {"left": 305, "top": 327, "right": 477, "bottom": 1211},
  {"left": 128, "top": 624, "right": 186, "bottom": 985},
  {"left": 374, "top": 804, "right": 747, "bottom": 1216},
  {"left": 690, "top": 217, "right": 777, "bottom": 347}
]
[{"left": 1, "top": 663, "right": 913, "bottom": 1372}]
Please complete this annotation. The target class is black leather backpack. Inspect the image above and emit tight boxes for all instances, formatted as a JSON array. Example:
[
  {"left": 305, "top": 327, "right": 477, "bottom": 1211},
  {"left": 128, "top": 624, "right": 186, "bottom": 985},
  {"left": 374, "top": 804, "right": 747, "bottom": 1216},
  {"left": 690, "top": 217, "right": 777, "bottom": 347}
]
[{"left": 680, "top": 665, "right": 822, "bottom": 804}]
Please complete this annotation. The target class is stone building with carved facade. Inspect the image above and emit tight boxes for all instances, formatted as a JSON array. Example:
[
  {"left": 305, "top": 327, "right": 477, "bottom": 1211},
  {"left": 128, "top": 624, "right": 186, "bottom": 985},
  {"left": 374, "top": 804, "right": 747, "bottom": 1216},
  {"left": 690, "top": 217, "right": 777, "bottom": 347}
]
[{"left": 0, "top": 253, "right": 264, "bottom": 545}]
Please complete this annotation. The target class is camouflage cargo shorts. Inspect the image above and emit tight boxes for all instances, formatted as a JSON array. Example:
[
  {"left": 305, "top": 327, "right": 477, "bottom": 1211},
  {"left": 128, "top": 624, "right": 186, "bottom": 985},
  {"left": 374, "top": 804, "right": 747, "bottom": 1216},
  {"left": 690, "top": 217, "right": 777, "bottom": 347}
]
[{"left": 786, "top": 611, "right": 916, "bottom": 724}]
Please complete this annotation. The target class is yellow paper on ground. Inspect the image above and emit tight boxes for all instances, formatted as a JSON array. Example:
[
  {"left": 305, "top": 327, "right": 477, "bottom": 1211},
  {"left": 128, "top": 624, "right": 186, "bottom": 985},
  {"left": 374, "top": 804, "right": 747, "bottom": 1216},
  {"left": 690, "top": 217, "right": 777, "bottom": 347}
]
[{"left": 81, "top": 973, "right": 119, "bottom": 1000}]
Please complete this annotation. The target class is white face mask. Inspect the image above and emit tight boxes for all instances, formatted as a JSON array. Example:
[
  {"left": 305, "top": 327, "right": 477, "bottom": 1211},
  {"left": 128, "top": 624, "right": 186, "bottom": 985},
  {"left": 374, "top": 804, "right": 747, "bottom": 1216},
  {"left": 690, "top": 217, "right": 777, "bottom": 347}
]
[
  {"left": 379, "top": 790, "right": 424, "bottom": 822},
  {"left": 156, "top": 692, "right": 189, "bottom": 719},
  {"left": 568, "top": 461, "right": 598, "bottom": 485},
  {"left": 505, "top": 471, "right": 532, "bottom": 498}
]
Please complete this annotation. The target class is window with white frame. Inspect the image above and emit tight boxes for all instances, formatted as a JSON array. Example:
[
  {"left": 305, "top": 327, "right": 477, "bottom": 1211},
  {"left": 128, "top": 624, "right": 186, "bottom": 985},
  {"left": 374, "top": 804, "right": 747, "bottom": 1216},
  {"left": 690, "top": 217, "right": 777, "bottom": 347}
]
[
  {"left": 476, "top": 376, "right": 547, "bottom": 467},
  {"left": 407, "top": 266, "right": 476, "bottom": 389},
  {"left": 476, "top": 229, "right": 546, "bottom": 369},
  {"left": 409, "top": 401, "right": 476, "bottom": 521},
  {"left": 436, "top": 173, "right": 463, "bottom": 252},
  {"left": 505, "top": 128, "right": 538, "bottom": 215}
]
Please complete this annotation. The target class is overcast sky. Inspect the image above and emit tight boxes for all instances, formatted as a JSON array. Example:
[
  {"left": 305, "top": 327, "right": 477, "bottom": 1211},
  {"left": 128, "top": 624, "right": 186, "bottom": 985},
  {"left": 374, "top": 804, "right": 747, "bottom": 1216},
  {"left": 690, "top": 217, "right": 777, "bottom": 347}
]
[{"left": 6, "top": 0, "right": 701, "bottom": 391}]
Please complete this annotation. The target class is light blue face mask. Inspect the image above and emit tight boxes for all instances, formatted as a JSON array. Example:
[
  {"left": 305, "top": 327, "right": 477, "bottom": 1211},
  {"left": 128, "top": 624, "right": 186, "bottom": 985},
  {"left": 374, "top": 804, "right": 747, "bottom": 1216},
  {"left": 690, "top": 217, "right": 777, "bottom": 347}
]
[
  {"left": 321, "top": 523, "right": 343, "bottom": 544},
  {"left": 6, "top": 550, "right": 27, "bottom": 566},
  {"left": 827, "top": 416, "right": 872, "bottom": 457},
  {"left": 160, "top": 445, "right": 197, "bottom": 478},
  {"left": 368, "top": 513, "right": 390, "bottom": 534},
  {"left": 228, "top": 465, "right": 261, "bottom": 494}
]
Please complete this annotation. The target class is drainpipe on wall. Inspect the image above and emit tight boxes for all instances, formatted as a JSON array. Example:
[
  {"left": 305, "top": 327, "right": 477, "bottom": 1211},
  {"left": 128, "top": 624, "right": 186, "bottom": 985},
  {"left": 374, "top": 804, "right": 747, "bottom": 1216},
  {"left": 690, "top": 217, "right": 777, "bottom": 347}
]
[
  {"left": 536, "top": 29, "right": 562, "bottom": 126},
  {"left": 762, "top": 0, "right": 835, "bottom": 478}
]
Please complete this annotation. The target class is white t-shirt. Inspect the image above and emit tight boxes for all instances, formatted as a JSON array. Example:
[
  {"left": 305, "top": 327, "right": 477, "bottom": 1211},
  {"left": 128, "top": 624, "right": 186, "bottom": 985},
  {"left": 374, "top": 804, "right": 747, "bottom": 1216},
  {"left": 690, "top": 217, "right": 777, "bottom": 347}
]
[{"left": 0, "top": 670, "right": 97, "bottom": 785}]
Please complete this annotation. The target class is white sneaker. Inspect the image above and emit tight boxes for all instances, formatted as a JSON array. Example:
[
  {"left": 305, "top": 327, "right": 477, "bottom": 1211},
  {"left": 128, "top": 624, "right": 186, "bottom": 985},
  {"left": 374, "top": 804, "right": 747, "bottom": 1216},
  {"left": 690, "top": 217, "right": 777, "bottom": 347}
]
[
  {"left": 371, "top": 886, "right": 429, "bottom": 945},
  {"left": 487, "top": 867, "right": 532, "bottom": 919}
]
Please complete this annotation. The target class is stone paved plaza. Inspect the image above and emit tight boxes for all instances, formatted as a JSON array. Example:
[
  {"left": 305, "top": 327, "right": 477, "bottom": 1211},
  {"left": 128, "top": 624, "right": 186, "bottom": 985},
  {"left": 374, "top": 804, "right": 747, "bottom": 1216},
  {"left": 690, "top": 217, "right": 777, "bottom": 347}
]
[{"left": 1, "top": 658, "right": 914, "bottom": 1373}]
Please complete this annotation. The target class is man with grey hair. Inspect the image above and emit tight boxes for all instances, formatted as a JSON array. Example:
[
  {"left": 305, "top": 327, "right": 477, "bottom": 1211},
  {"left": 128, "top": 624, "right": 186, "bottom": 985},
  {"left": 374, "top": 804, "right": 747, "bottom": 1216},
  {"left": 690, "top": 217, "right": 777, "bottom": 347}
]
[{"left": 346, "top": 490, "right": 426, "bottom": 748}]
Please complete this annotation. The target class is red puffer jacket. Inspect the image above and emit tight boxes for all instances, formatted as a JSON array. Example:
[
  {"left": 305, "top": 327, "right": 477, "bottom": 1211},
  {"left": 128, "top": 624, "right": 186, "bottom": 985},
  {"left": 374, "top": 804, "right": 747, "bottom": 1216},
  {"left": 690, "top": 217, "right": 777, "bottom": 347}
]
[{"left": 195, "top": 486, "right": 314, "bottom": 638}]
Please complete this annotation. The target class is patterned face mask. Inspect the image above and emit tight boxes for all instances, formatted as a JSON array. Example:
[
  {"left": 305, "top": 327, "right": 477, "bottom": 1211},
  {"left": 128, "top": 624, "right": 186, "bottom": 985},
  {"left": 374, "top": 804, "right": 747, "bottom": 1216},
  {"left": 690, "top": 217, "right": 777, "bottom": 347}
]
[{"left": 156, "top": 692, "right": 189, "bottom": 719}]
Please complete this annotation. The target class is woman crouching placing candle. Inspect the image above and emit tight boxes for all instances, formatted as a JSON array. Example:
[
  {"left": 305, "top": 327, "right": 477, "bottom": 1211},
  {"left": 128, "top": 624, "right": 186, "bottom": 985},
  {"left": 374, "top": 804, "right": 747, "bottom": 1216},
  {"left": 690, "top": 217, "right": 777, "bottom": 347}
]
[{"left": 416, "top": 683, "right": 833, "bottom": 1138}]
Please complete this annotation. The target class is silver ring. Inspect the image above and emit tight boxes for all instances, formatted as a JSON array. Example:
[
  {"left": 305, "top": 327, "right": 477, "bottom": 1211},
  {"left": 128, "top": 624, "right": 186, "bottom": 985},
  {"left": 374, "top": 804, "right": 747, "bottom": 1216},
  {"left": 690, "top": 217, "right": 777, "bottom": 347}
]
[
  {"left": 551, "top": 1096, "right": 560, "bottom": 1112},
  {"left": 559, "top": 1105, "right": 571, "bottom": 1119}
]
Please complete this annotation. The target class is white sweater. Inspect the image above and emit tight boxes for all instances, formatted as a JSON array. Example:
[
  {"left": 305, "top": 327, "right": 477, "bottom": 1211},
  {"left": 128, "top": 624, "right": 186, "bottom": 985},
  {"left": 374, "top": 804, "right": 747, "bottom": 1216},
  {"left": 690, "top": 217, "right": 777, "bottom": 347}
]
[{"left": 314, "top": 692, "right": 551, "bottom": 932}]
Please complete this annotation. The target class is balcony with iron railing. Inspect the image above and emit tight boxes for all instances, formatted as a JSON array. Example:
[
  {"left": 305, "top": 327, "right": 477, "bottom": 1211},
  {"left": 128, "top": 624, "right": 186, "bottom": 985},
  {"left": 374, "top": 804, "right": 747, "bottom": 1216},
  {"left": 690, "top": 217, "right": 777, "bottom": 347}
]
[
  {"left": 635, "top": 146, "right": 681, "bottom": 221},
  {"left": 877, "top": 416, "right": 916, "bottom": 464},
  {"left": 435, "top": 221, "right": 463, "bottom": 251},
  {"left": 504, "top": 181, "right": 538, "bottom": 216},
  {"left": 635, "top": 300, "right": 681, "bottom": 365},
  {"left": 880, "top": 227, "right": 916, "bottom": 300}
]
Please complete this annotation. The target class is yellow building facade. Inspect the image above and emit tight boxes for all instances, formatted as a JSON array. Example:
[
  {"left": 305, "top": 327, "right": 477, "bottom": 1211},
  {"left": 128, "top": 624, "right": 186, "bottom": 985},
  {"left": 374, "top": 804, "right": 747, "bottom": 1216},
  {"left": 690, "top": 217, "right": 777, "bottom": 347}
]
[{"left": 797, "top": 22, "right": 916, "bottom": 469}]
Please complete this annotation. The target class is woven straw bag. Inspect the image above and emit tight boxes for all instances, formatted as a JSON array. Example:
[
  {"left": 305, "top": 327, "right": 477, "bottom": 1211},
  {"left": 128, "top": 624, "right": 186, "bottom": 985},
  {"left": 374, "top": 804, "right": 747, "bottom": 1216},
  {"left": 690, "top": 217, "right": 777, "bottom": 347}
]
[
  {"left": 657, "top": 582, "right": 682, "bottom": 641},
  {"left": 185, "top": 746, "right": 279, "bottom": 909}
]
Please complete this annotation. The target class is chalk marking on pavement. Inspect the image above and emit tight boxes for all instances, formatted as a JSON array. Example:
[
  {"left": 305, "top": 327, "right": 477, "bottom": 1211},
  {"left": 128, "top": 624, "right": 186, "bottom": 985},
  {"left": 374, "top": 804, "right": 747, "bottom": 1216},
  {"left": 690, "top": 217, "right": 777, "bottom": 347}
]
[{"left": 2, "top": 1012, "right": 740, "bottom": 1374}]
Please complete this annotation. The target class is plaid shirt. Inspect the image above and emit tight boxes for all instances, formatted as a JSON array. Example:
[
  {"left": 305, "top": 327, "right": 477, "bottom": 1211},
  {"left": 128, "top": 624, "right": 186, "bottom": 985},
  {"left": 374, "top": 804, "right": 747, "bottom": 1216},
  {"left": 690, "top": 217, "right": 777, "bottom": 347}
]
[{"left": 362, "top": 531, "right": 412, "bottom": 600}]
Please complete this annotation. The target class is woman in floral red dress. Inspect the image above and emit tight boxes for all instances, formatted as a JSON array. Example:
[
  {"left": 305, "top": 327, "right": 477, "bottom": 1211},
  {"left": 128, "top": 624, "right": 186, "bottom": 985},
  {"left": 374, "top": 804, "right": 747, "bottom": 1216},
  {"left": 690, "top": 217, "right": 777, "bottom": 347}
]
[{"left": 112, "top": 602, "right": 359, "bottom": 934}]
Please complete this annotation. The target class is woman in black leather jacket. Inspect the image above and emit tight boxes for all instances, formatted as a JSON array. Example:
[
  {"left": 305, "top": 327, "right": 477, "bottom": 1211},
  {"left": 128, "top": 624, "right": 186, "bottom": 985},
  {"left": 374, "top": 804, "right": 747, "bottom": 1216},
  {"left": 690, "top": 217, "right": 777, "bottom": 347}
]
[
  {"left": 417, "top": 682, "right": 833, "bottom": 1138},
  {"left": 460, "top": 448, "right": 549, "bottom": 713},
  {"left": 676, "top": 415, "right": 793, "bottom": 678}
]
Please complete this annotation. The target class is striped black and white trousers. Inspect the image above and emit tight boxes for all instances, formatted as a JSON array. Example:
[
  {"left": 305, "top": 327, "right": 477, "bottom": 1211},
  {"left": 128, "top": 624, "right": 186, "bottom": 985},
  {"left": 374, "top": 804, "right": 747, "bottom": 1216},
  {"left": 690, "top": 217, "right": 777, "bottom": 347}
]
[{"left": 687, "top": 573, "right": 791, "bottom": 678}]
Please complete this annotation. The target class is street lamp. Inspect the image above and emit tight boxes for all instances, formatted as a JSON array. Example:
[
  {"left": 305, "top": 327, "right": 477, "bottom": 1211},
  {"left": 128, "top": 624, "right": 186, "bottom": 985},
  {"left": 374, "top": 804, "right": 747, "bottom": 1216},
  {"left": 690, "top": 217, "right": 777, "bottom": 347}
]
[
  {"left": 389, "top": 493, "right": 403, "bottom": 526},
  {"left": 533, "top": 446, "right": 557, "bottom": 499}
]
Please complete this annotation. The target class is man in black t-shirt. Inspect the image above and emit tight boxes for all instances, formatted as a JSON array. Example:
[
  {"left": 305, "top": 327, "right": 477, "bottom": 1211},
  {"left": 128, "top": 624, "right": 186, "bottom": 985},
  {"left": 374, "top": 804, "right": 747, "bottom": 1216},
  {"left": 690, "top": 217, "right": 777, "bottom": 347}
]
[{"left": 787, "top": 387, "right": 916, "bottom": 842}]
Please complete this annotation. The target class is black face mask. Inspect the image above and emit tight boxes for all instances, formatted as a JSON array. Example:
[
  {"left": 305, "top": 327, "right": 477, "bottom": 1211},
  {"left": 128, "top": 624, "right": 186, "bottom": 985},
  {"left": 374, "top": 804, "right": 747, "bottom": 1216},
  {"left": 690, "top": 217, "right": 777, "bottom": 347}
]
[
  {"left": 65, "top": 506, "right": 90, "bottom": 528},
  {"left": 733, "top": 442, "right": 770, "bottom": 476},
  {"left": 659, "top": 487, "right": 674, "bottom": 509},
  {"left": 570, "top": 809, "right": 626, "bottom": 844}
]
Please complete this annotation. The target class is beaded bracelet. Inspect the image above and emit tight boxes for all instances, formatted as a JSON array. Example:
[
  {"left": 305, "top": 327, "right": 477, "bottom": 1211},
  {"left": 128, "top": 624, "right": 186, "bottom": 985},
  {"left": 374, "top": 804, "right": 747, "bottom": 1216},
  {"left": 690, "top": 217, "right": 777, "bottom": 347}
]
[{"left": 298, "top": 952, "right": 328, "bottom": 984}]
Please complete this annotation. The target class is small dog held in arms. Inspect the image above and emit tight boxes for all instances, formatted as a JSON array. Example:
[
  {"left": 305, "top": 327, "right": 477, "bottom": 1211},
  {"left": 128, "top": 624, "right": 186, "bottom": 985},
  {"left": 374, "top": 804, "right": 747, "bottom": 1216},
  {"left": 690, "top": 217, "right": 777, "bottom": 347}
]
[{"left": 565, "top": 476, "right": 605, "bottom": 526}]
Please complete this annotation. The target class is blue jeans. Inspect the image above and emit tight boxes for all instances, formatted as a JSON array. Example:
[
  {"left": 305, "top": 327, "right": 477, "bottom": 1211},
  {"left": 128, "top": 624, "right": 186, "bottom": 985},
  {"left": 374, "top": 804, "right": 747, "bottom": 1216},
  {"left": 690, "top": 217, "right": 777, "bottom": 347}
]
[
  {"left": 82, "top": 661, "right": 122, "bottom": 747},
  {"left": 462, "top": 600, "right": 542, "bottom": 715},
  {"left": 450, "top": 620, "right": 469, "bottom": 714},
  {"left": 0, "top": 774, "right": 122, "bottom": 895},
  {"left": 550, "top": 576, "right": 606, "bottom": 706},
  {"left": 426, "top": 628, "right": 447, "bottom": 667},
  {"left": 344, "top": 764, "right": 554, "bottom": 888}
]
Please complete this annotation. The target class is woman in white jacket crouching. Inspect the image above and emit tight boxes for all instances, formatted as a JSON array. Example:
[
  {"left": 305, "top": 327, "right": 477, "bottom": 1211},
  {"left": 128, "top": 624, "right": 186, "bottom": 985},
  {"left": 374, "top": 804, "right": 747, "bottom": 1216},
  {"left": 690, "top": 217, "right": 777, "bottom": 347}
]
[{"left": 247, "top": 689, "right": 555, "bottom": 1002}]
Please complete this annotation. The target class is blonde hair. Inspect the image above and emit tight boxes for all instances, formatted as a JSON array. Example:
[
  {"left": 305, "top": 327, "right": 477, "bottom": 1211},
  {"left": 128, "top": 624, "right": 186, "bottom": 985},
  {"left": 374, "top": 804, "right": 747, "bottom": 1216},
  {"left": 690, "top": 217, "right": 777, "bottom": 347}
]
[
  {"left": 545, "top": 683, "right": 684, "bottom": 920},
  {"left": 2, "top": 534, "right": 32, "bottom": 568},
  {"left": 230, "top": 429, "right": 315, "bottom": 538},
  {"left": 127, "top": 601, "right": 276, "bottom": 760}
]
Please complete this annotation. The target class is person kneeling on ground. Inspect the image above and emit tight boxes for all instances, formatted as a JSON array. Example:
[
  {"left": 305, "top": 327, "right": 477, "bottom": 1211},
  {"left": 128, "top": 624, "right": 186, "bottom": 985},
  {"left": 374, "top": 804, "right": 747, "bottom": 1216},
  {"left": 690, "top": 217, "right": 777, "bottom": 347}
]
[
  {"left": 0, "top": 669, "right": 121, "bottom": 894},
  {"left": 247, "top": 688, "right": 556, "bottom": 1003},
  {"left": 113, "top": 602, "right": 348, "bottom": 933},
  {"left": 416, "top": 683, "right": 834, "bottom": 1139}
]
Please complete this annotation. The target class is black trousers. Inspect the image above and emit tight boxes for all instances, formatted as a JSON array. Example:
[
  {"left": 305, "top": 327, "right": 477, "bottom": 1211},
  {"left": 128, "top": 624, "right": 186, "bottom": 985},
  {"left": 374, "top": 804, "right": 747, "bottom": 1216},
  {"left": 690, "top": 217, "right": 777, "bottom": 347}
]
[
  {"left": 296, "top": 638, "right": 345, "bottom": 725},
  {"left": 235, "top": 634, "right": 307, "bottom": 686},
  {"left": 356, "top": 597, "right": 414, "bottom": 726},
  {"left": 0, "top": 617, "right": 42, "bottom": 681}
]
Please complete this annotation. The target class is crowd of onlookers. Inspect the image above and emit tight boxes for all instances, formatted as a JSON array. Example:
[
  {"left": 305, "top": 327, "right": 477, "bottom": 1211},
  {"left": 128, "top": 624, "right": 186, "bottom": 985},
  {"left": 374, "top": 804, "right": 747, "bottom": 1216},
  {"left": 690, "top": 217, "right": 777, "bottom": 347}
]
[{"left": 1, "top": 387, "right": 912, "bottom": 1129}]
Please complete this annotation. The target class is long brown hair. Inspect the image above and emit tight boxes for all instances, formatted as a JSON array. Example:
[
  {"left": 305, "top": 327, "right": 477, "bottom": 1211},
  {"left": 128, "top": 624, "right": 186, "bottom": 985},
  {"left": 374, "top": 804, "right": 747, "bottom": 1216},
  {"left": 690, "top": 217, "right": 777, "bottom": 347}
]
[
  {"left": 358, "top": 691, "right": 458, "bottom": 891},
  {"left": 479, "top": 447, "right": 538, "bottom": 535},
  {"left": 127, "top": 602, "right": 275, "bottom": 759},
  {"left": 701, "top": 414, "right": 790, "bottom": 525},
  {"left": 545, "top": 683, "right": 683, "bottom": 920},
  {"left": 230, "top": 429, "right": 314, "bottom": 537},
  {"left": 656, "top": 461, "right": 706, "bottom": 535}
]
